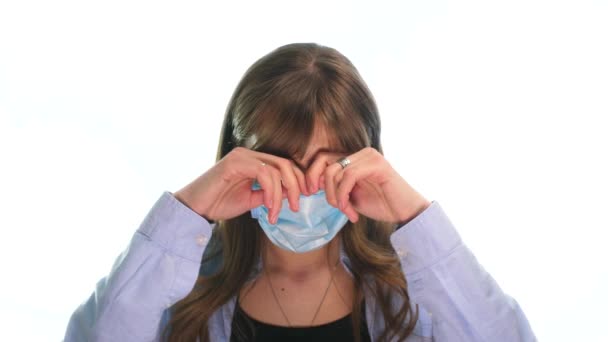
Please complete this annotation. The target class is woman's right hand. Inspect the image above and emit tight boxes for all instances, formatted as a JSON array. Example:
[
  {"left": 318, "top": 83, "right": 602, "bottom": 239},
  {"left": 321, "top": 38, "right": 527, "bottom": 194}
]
[{"left": 173, "top": 147, "right": 309, "bottom": 224}]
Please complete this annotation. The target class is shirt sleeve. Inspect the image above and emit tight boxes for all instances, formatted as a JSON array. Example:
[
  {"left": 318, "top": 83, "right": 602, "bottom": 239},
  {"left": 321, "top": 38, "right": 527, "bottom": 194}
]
[
  {"left": 63, "top": 191, "right": 214, "bottom": 341},
  {"left": 390, "top": 200, "right": 537, "bottom": 341}
]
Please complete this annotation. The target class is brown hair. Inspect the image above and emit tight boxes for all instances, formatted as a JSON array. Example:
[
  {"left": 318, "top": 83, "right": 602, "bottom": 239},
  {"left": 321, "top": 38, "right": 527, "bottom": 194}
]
[{"left": 162, "top": 42, "right": 418, "bottom": 341}]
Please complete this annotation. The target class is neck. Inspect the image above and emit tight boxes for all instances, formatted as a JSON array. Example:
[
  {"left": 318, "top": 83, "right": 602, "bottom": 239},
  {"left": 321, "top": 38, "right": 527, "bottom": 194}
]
[{"left": 262, "top": 234, "right": 341, "bottom": 278}]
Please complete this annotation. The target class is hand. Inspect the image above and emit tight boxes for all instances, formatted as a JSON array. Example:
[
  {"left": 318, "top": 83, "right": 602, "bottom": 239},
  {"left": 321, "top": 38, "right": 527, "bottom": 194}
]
[
  {"left": 305, "top": 147, "right": 431, "bottom": 225},
  {"left": 173, "top": 147, "right": 310, "bottom": 223}
]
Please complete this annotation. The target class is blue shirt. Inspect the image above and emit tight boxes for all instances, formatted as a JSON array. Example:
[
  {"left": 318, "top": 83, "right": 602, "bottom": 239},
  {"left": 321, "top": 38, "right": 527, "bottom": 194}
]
[{"left": 64, "top": 191, "right": 537, "bottom": 341}]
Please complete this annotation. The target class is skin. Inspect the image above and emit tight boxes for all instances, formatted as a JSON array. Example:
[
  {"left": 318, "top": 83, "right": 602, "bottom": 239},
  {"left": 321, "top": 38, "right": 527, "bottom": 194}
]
[{"left": 173, "top": 125, "right": 431, "bottom": 326}]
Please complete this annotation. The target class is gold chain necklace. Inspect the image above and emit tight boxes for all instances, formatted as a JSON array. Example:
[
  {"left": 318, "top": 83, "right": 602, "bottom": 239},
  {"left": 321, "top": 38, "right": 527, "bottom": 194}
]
[{"left": 264, "top": 258, "right": 340, "bottom": 327}]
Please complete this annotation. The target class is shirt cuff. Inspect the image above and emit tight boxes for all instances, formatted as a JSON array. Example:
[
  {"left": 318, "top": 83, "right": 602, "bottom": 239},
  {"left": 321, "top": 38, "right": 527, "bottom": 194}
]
[
  {"left": 136, "top": 191, "right": 214, "bottom": 262},
  {"left": 389, "top": 200, "right": 463, "bottom": 275}
]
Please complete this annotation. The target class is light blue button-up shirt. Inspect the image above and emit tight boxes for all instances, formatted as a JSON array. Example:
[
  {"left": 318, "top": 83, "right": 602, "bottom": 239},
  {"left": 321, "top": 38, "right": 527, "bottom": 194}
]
[{"left": 64, "top": 191, "right": 536, "bottom": 341}]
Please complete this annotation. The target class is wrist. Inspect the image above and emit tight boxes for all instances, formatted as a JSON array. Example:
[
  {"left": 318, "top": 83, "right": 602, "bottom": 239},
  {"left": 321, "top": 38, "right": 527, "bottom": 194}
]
[
  {"left": 396, "top": 197, "right": 431, "bottom": 228},
  {"left": 173, "top": 189, "right": 215, "bottom": 222}
]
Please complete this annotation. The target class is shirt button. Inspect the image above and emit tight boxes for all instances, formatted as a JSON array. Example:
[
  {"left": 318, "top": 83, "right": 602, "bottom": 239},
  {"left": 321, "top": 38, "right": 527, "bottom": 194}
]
[
  {"left": 196, "top": 234, "right": 208, "bottom": 246},
  {"left": 396, "top": 248, "right": 407, "bottom": 257}
]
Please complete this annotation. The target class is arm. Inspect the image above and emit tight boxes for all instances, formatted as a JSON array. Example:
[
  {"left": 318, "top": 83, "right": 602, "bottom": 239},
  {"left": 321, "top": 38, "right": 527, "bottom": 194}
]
[
  {"left": 64, "top": 191, "right": 214, "bottom": 341},
  {"left": 390, "top": 201, "right": 537, "bottom": 341}
]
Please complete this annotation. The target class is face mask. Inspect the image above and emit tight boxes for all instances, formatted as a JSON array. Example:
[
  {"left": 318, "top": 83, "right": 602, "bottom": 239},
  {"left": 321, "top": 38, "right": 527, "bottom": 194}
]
[{"left": 250, "top": 180, "right": 349, "bottom": 253}]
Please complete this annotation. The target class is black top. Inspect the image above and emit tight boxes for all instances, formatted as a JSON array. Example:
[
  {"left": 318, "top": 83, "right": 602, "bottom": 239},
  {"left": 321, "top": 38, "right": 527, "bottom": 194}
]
[{"left": 230, "top": 299, "right": 372, "bottom": 342}]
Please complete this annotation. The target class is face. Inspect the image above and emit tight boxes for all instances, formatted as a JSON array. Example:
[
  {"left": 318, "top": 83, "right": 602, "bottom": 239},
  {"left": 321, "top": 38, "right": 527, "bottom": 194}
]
[{"left": 251, "top": 124, "right": 352, "bottom": 254}]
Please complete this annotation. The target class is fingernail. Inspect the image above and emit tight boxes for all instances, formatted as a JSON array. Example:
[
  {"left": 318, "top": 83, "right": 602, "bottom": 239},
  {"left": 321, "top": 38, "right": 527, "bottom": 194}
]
[{"left": 338, "top": 200, "right": 343, "bottom": 210}]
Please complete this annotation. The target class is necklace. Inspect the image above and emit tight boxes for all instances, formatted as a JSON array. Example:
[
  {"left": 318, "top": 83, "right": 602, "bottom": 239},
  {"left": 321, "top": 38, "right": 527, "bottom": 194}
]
[{"left": 264, "top": 258, "right": 340, "bottom": 327}]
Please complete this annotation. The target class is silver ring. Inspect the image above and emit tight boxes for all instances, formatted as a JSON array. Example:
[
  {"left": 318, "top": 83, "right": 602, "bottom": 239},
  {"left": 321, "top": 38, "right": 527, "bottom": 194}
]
[{"left": 336, "top": 157, "right": 351, "bottom": 169}]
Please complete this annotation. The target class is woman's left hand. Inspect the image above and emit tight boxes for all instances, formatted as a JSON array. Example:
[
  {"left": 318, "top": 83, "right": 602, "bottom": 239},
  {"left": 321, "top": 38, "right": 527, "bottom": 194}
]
[{"left": 305, "top": 147, "right": 431, "bottom": 225}]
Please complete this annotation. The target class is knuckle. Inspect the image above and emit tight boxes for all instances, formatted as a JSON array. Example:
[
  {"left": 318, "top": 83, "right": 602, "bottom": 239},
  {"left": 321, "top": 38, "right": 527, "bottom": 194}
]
[
  {"left": 365, "top": 147, "right": 378, "bottom": 156},
  {"left": 233, "top": 146, "right": 246, "bottom": 155},
  {"left": 221, "top": 164, "right": 236, "bottom": 179},
  {"left": 278, "top": 159, "right": 292, "bottom": 170},
  {"left": 257, "top": 163, "right": 267, "bottom": 173},
  {"left": 289, "top": 159, "right": 302, "bottom": 170}
]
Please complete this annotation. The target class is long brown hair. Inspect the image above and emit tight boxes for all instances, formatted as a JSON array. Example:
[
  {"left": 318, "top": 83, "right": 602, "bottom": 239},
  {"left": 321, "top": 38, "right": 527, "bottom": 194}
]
[{"left": 162, "top": 42, "right": 418, "bottom": 341}]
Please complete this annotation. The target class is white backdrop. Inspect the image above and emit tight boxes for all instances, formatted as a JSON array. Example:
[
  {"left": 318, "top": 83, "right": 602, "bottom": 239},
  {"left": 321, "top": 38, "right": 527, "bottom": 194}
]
[{"left": 1, "top": 0, "right": 606, "bottom": 340}]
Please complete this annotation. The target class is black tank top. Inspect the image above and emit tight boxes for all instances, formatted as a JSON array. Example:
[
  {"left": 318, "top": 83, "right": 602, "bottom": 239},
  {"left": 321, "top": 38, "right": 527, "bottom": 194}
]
[{"left": 230, "top": 299, "right": 372, "bottom": 342}]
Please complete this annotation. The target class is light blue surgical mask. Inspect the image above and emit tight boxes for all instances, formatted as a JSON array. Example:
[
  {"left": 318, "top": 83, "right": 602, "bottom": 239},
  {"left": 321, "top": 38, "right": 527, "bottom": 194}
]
[{"left": 250, "top": 180, "right": 349, "bottom": 253}]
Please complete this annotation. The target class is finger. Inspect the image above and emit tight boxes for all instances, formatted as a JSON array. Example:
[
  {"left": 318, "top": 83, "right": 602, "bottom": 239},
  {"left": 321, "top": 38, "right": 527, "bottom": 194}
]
[
  {"left": 253, "top": 152, "right": 302, "bottom": 212},
  {"left": 274, "top": 160, "right": 301, "bottom": 212},
  {"left": 332, "top": 170, "right": 359, "bottom": 222},
  {"left": 341, "top": 200, "right": 359, "bottom": 223},
  {"left": 336, "top": 164, "right": 365, "bottom": 212},
  {"left": 305, "top": 156, "right": 324, "bottom": 194},
  {"left": 324, "top": 162, "right": 342, "bottom": 207},
  {"left": 334, "top": 170, "right": 359, "bottom": 222},
  {"left": 250, "top": 187, "right": 289, "bottom": 211},
  {"left": 255, "top": 162, "right": 275, "bottom": 210},
  {"left": 306, "top": 152, "right": 341, "bottom": 194},
  {"left": 269, "top": 168, "right": 283, "bottom": 224},
  {"left": 292, "top": 164, "right": 309, "bottom": 197},
  {"left": 305, "top": 153, "right": 333, "bottom": 194},
  {"left": 275, "top": 162, "right": 301, "bottom": 212}
]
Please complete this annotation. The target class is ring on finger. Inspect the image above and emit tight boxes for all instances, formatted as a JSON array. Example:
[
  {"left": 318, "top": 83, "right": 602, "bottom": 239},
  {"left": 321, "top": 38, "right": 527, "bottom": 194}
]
[{"left": 336, "top": 157, "right": 351, "bottom": 169}]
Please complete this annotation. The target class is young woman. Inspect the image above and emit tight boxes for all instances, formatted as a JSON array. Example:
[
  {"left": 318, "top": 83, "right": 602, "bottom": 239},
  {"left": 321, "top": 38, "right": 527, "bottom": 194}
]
[{"left": 64, "top": 43, "right": 536, "bottom": 341}]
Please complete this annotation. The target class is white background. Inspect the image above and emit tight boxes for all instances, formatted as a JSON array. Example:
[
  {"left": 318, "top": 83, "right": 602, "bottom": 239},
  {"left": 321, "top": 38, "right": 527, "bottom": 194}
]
[{"left": 1, "top": 0, "right": 606, "bottom": 340}]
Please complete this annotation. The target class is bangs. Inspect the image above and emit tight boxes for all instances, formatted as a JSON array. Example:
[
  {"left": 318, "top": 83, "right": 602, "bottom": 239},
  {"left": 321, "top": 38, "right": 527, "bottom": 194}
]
[
  {"left": 244, "top": 95, "right": 318, "bottom": 161},
  {"left": 236, "top": 86, "right": 370, "bottom": 163}
]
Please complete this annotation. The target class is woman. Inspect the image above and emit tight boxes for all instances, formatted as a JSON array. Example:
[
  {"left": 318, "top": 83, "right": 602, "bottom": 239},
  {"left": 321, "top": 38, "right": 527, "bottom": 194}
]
[{"left": 64, "top": 43, "right": 536, "bottom": 341}]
